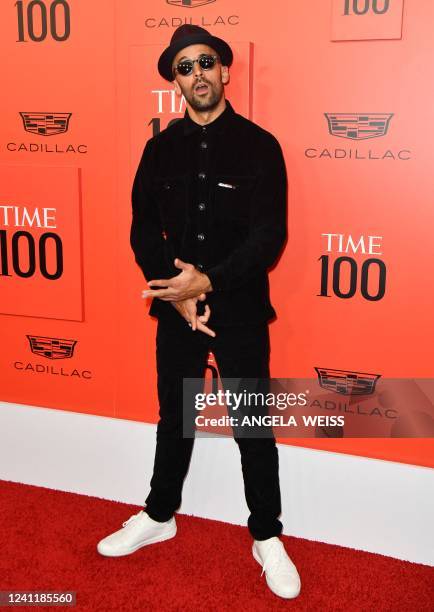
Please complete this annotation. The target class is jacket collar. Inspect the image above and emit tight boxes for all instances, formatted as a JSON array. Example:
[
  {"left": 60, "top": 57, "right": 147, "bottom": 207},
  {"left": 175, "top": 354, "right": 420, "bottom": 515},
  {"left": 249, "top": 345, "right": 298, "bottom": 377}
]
[{"left": 183, "top": 98, "right": 235, "bottom": 136}]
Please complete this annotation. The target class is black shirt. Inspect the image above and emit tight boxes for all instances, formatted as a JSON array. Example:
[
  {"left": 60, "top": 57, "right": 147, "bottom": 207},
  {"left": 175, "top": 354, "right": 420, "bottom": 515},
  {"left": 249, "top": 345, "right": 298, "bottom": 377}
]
[{"left": 130, "top": 99, "right": 288, "bottom": 327}]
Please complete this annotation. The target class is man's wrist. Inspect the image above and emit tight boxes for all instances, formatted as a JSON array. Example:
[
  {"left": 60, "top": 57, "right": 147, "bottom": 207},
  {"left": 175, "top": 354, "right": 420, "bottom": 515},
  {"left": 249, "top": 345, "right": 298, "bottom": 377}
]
[{"left": 204, "top": 265, "right": 224, "bottom": 292}]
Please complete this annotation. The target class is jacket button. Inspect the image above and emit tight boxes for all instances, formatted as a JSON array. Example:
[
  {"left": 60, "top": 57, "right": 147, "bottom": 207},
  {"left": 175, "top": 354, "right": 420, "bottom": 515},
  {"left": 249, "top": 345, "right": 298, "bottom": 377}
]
[
  {"left": 200, "top": 141, "right": 208, "bottom": 149},
  {"left": 198, "top": 172, "right": 206, "bottom": 180},
  {"left": 197, "top": 233, "right": 205, "bottom": 241},
  {"left": 198, "top": 202, "right": 206, "bottom": 211}
]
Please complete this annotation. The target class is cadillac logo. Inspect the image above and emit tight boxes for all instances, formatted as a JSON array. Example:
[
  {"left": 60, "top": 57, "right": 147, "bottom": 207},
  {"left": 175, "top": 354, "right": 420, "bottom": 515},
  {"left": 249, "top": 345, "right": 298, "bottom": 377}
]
[
  {"left": 325, "top": 113, "right": 394, "bottom": 140},
  {"left": 315, "top": 367, "right": 381, "bottom": 395},
  {"left": 166, "top": 0, "right": 216, "bottom": 7},
  {"left": 20, "top": 112, "right": 72, "bottom": 136},
  {"left": 26, "top": 335, "right": 77, "bottom": 359}
]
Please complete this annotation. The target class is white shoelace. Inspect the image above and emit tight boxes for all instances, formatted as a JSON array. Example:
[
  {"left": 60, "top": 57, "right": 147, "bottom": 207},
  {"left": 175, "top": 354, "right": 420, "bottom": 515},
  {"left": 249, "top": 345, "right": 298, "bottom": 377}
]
[{"left": 259, "top": 539, "right": 288, "bottom": 577}]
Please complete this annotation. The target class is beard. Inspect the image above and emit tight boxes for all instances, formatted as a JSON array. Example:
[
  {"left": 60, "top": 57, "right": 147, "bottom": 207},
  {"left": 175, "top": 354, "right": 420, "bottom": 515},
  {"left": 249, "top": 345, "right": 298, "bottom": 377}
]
[{"left": 183, "top": 79, "right": 223, "bottom": 112}]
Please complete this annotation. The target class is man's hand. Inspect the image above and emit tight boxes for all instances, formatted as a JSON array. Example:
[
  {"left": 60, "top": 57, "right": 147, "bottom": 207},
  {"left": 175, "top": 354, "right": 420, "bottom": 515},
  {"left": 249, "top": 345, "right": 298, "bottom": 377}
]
[
  {"left": 141, "top": 258, "right": 213, "bottom": 302},
  {"left": 171, "top": 295, "right": 216, "bottom": 337}
]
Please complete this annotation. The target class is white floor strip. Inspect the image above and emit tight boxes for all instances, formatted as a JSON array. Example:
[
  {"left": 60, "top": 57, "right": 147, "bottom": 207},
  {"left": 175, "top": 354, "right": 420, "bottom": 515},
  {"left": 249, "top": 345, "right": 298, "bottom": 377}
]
[{"left": 1, "top": 400, "right": 433, "bottom": 566}]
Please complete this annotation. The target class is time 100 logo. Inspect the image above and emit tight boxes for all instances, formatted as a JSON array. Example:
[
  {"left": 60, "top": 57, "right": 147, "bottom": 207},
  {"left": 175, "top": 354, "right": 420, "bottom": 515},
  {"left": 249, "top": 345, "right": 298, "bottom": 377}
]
[
  {"left": 343, "top": 0, "right": 390, "bottom": 15},
  {"left": 15, "top": 0, "right": 70, "bottom": 42},
  {"left": 0, "top": 230, "right": 63, "bottom": 279},
  {"left": 319, "top": 234, "right": 387, "bottom": 302}
]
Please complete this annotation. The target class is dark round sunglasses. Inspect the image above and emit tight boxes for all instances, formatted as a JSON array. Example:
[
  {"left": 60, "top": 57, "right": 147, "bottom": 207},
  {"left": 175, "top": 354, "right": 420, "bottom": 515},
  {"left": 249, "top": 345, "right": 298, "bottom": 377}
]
[{"left": 174, "top": 54, "right": 219, "bottom": 77}]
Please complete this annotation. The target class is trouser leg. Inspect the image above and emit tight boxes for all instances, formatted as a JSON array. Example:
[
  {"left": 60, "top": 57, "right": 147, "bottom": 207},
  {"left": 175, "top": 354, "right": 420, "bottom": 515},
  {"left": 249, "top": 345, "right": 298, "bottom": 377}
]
[
  {"left": 145, "top": 315, "right": 209, "bottom": 522},
  {"left": 211, "top": 324, "right": 283, "bottom": 540}
]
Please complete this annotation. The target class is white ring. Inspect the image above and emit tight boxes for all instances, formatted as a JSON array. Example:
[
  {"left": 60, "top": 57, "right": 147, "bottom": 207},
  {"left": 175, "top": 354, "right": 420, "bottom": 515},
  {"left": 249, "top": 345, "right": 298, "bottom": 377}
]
[{"left": 188, "top": 323, "right": 192, "bottom": 327}]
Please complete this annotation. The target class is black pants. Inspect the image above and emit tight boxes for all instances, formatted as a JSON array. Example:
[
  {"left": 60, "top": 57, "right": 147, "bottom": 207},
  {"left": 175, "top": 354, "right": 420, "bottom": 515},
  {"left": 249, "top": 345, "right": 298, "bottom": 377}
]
[{"left": 144, "top": 312, "right": 283, "bottom": 541}]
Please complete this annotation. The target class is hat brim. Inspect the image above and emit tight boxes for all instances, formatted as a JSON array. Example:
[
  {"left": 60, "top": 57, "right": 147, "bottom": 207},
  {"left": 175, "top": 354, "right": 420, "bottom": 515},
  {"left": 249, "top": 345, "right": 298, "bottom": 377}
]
[{"left": 158, "top": 33, "right": 233, "bottom": 81}]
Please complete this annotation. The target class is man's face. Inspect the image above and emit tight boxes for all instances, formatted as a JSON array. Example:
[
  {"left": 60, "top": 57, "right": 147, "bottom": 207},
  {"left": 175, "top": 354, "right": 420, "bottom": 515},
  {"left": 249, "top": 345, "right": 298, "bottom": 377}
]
[{"left": 172, "top": 43, "right": 229, "bottom": 112}]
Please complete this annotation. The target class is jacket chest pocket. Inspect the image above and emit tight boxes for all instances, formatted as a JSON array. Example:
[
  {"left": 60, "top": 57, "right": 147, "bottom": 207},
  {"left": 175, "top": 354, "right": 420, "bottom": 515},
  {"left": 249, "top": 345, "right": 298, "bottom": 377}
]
[
  {"left": 154, "top": 176, "right": 187, "bottom": 233},
  {"left": 213, "top": 175, "right": 256, "bottom": 224}
]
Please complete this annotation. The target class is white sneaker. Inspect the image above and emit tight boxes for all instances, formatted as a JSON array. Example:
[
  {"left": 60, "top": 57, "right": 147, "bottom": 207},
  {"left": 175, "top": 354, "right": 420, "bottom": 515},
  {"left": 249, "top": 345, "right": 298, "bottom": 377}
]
[
  {"left": 97, "top": 510, "right": 176, "bottom": 557},
  {"left": 252, "top": 537, "right": 301, "bottom": 599}
]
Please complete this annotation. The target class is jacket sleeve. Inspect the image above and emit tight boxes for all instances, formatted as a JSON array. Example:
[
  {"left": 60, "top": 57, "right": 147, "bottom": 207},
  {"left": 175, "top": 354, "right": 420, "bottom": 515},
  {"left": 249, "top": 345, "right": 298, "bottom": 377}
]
[
  {"left": 206, "top": 135, "right": 288, "bottom": 292},
  {"left": 130, "top": 138, "right": 178, "bottom": 282}
]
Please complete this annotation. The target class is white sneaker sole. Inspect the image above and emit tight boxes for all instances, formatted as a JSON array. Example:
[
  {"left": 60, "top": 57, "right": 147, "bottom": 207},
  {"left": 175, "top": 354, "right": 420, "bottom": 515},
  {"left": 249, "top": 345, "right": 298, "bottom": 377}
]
[
  {"left": 97, "top": 522, "right": 177, "bottom": 557},
  {"left": 252, "top": 544, "right": 301, "bottom": 599}
]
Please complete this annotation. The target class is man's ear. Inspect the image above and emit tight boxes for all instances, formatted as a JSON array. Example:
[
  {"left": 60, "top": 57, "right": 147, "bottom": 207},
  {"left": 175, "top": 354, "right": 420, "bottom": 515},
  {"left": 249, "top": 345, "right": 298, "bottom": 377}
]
[
  {"left": 173, "top": 78, "right": 182, "bottom": 96},
  {"left": 221, "top": 66, "right": 230, "bottom": 85}
]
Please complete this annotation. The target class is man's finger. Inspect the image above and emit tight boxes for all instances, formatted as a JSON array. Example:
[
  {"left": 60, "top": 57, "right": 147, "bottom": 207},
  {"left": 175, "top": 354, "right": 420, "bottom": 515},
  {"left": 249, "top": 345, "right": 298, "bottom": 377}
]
[
  {"left": 189, "top": 313, "right": 198, "bottom": 331},
  {"left": 174, "top": 258, "right": 192, "bottom": 271},
  {"left": 197, "top": 321, "right": 216, "bottom": 337},
  {"left": 197, "top": 293, "right": 207, "bottom": 301},
  {"left": 142, "top": 288, "right": 179, "bottom": 299},
  {"left": 198, "top": 304, "right": 211, "bottom": 323},
  {"left": 147, "top": 279, "right": 173, "bottom": 288}
]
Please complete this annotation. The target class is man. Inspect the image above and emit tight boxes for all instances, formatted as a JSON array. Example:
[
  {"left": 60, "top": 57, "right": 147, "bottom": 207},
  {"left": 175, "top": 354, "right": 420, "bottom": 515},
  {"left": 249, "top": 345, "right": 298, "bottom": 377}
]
[{"left": 97, "top": 25, "right": 301, "bottom": 600}]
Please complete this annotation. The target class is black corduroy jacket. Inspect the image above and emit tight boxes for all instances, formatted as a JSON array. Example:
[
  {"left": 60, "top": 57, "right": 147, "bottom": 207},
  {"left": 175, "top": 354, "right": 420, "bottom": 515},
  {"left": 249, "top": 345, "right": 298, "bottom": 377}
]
[{"left": 130, "top": 99, "right": 287, "bottom": 327}]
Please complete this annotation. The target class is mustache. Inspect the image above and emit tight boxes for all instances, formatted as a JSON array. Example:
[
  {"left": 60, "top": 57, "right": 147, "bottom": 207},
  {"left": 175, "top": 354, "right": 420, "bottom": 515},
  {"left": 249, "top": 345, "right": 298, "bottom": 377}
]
[{"left": 193, "top": 79, "right": 211, "bottom": 91}]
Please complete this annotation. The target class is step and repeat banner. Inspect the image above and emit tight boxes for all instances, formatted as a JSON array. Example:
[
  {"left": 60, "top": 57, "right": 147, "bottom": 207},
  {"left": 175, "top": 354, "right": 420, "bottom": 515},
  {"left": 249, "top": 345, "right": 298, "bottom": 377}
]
[{"left": 1, "top": 0, "right": 433, "bottom": 467}]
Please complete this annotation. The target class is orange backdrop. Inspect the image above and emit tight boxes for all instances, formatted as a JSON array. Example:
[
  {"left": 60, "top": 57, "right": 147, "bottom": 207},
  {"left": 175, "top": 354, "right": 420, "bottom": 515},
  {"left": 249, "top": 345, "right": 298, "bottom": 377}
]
[{"left": 1, "top": 0, "right": 433, "bottom": 468}]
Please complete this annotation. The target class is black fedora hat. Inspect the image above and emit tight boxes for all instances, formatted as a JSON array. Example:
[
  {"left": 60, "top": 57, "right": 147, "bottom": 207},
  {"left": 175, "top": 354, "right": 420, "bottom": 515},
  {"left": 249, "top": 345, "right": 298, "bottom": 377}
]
[{"left": 158, "top": 25, "right": 233, "bottom": 82}]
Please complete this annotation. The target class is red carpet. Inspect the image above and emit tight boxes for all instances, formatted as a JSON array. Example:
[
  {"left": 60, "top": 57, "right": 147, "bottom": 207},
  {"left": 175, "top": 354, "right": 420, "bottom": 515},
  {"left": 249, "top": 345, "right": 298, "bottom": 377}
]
[{"left": 1, "top": 479, "right": 433, "bottom": 611}]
